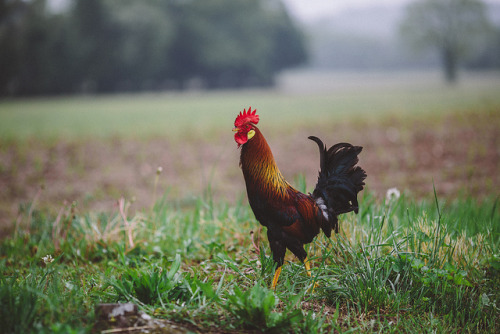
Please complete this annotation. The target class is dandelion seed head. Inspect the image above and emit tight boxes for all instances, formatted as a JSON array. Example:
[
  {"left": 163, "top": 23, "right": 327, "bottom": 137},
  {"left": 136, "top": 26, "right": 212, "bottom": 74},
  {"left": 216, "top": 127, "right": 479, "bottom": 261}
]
[{"left": 386, "top": 187, "right": 401, "bottom": 202}]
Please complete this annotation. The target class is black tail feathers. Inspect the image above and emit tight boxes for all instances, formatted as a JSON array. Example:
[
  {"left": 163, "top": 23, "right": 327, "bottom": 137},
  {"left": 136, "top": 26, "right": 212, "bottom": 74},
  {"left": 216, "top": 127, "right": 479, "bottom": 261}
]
[{"left": 308, "top": 136, "right": 367, "bottom": 236}]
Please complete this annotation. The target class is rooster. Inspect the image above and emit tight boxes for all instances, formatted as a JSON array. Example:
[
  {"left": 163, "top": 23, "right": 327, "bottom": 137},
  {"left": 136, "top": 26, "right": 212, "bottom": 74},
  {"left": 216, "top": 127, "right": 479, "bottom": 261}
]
[{"left": 233, "top": 107, "right": 366, "bottom": 289}]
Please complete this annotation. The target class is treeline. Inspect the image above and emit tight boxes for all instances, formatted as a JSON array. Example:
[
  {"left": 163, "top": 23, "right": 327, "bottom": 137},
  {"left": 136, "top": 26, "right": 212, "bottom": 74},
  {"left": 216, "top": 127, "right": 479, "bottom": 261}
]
[{"left": 0, "top": 0, "right": 307, "bottom": 96}]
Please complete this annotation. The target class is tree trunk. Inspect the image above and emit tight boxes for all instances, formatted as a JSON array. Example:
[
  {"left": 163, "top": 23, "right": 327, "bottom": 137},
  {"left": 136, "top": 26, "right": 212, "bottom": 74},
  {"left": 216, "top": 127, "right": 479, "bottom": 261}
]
[{"left": 442, "top": 47, "right": 458, "bottom": 84}]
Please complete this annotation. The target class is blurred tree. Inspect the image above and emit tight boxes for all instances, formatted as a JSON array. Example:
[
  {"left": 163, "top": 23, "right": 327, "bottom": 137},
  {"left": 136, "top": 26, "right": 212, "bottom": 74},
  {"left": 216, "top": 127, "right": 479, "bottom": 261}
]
[
  {"left": 168, "top": 0, "right": 307, "bottom": 89},
  {"left": 466, "top": 26, "right": 500, "bottom": 69},
  {"left": 71, "top": 0, "right": 307, "bottom": 90},
  {"left": 71, "top": 0, "right": 177, "bottom": 92},
  {"left": 0, "top": 0, "right": 26, "bottom": 95},
  {"left": 0, "top": 0, "right": 80, "bottom": 95},
  {"left": 400, "top": 0, "right": 491, "bottom": 83},
  {"left": 72, "top": 0, "right": 124, "bottom": 92},
  {"left": 0, "top": 0, "right": 307, "bottom": 95},
  {"left": 111, "top": 1, "right": 175, "bottom": 91},
  {"left": 266, "top": 0, "right": 308, "bottom": 73}
]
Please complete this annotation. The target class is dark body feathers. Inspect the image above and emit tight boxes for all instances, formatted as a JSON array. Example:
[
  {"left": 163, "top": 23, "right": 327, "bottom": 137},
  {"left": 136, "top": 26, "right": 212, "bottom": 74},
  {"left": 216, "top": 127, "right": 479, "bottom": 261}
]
[{"left": 239, "top": 128, "right": 366, "bottom": 267}]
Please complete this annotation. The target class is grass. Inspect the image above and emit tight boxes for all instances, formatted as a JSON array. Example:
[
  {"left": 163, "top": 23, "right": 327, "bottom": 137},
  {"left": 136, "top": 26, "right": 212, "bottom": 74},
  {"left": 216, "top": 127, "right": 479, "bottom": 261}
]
[
  {"left": 1, "top": 70, "right": 499, "bottom": 332},
  {"left": 1, "top": 187, "right": 498, "bottom": 333},
  {"left": 1, "top": 70, "right": 500, "bottom": 141}
]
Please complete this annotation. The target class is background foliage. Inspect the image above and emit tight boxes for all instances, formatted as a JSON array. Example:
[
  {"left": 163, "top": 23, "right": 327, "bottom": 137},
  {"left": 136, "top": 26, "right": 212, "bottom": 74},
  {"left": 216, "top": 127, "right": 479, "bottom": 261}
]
[
  {"left": 399, "top": 0, "right": 492, "bottom": 83},
  {"left": 0, "top": 0, "right": 307, "bottom": 95}
]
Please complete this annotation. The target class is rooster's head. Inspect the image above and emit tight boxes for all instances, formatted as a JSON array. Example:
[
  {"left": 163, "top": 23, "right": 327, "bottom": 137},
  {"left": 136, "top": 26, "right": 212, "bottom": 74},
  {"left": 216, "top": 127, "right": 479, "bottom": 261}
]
[{"left": 233, "top": 107, "right": 259, "bottom": 147}]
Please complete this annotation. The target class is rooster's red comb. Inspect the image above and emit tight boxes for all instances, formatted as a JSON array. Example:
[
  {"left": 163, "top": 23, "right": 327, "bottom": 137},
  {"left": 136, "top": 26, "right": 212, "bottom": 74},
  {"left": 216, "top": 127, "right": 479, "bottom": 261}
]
[{"left": 234, "top": 107, "right": 259, "bottom": 128}]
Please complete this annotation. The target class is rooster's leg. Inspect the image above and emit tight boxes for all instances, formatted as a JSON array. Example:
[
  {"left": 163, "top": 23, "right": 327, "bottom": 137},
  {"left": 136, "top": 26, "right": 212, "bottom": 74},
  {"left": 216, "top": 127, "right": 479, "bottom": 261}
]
[
  {"left": 304, "top": 257, "right": 313, "bottom": 277},
  {"left": 304, "top": 257, "right": 319, "bottom": 291},
  {"left": 271, "top": 266, "right": 282, "bottom": 290}
]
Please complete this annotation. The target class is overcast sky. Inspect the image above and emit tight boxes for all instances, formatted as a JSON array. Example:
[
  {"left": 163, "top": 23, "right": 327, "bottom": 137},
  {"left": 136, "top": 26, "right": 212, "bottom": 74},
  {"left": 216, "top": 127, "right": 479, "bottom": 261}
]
[
  {"left": 283, "top": 0, "right": 409, "bottom": 21},
  {"left": 47, "top": 0, "right": 500, "bottom": 23},
  {"left": 283, "top": 0, "right": 500, "bottom": 22}
]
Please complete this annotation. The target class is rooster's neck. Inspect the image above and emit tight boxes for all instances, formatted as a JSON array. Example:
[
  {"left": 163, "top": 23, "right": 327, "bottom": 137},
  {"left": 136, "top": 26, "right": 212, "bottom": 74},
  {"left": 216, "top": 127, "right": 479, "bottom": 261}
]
[{"left": 239, "top": 127, "right": 292, "bottom": 196}]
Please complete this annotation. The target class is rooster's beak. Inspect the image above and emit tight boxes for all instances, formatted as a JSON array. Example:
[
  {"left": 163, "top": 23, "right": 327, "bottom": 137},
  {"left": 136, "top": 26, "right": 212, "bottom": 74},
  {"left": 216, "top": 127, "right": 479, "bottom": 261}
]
[{"left": 232, "top": 127, "right": 239, "bottom": 132}]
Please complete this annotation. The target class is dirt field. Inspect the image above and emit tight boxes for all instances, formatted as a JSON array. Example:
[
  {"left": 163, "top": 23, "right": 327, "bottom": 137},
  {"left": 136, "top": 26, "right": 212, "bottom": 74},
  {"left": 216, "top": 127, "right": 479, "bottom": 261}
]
[{"left": 1, "top": 105, "right": 498, "bottom": 238}]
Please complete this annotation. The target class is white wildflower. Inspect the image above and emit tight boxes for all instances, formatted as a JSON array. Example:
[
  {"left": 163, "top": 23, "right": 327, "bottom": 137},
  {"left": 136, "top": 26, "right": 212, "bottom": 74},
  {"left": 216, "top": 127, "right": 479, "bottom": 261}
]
[
  {"left": 156, "top": 166, "right": 163, "bottom": 175},
  {"left": 42, "top": 254, "right": 54, "bottom": 264},
  {"left": 386, "top": 187, "right": 401, "bottom": 202}
]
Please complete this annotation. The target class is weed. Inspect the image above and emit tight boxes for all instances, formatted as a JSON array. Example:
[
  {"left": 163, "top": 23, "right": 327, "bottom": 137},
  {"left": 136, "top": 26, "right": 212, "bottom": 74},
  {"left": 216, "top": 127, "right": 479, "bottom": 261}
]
[
  {"left": 0, "top": 277, "right": 39, "bottom": 334},
  {"left": 108, "top": 254, "right": 187, "bottom": 306},
  {"left": 223, "top": 283, "right": 303, "bottom": 332}
]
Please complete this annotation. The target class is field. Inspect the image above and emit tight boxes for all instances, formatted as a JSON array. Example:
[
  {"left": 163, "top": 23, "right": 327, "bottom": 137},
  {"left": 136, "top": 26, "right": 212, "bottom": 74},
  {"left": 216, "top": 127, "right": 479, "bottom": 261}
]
[{"left": 1, "top": 70, "right": 499, "bottom": 333}]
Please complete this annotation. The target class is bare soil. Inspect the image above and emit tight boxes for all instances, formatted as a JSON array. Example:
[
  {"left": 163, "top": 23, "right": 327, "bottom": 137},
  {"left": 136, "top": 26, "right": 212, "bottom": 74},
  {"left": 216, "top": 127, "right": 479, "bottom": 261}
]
[{"left": 1, "top": 108, "right": 499, "bottom": 237}]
